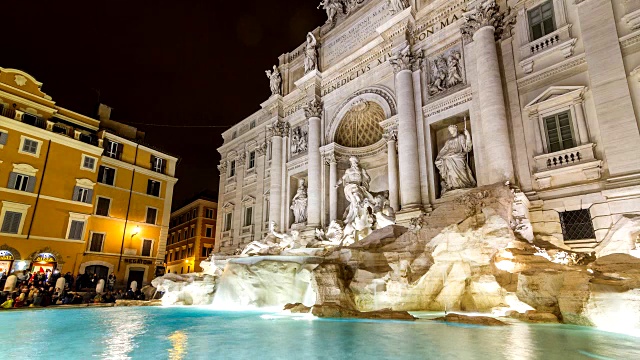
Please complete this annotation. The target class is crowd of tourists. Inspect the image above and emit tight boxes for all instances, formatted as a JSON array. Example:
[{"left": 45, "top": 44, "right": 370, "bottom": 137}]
[{"left": 0, "top": 270, "right": 146, "bottom": 310}]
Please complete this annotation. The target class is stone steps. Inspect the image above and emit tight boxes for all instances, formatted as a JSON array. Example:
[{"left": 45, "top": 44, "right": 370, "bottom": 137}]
[{"left": 564, "top": 239, "right": 599, "bottom": 252}]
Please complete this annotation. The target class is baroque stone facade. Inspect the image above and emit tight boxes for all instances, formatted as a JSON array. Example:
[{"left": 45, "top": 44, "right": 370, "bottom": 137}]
[{"left": 215, "top": 0, "right": 640, "bottom": 256}]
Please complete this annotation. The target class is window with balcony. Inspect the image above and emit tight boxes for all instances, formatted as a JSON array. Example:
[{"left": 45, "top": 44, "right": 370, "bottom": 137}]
[
  {"left": 559, "top": 209, "right": 595, "bottom": 241},
  {"left": 97, "top": 166, "right": 116, "bottom": 186},
  {"left": 151, "top": 155, "right": 166, "bottom": 174},
  {"left": 104, "top": 140, "right": 122, "bottom": 159},
  {"left": 528, "top": 1, "right": 555, "bottom": 41},
  {"left": 544, "top": 111, "right": 575, "bottom": 153}
]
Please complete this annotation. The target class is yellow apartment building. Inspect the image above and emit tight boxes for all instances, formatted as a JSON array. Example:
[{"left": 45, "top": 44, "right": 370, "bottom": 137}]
[
  {"left": 0, "top": 67, "right": 178, "bottom": 289},
  {"left": 165, "top": 195, "right": 217, "bottom": 274}
]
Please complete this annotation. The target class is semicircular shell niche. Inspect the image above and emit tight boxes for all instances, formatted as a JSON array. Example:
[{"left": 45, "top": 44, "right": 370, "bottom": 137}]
[{"left": 334, "top": 101, "right": 385, "bottom": 148}]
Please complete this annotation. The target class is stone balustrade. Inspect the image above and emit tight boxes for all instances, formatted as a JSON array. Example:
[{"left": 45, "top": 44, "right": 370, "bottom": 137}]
[{"left": 534, "top": 143, "right": 596, "bottom": 171}]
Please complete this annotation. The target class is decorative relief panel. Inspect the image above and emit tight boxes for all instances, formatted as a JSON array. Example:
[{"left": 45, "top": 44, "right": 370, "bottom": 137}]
[
  {"left": 426, "top": 43, "right": 465, "bottom": 100},
  {"left": 291, "top": 124, "right": 309, "bottom": 157}
]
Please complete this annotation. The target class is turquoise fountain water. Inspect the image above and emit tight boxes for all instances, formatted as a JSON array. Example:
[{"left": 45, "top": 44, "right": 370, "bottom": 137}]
[{"left": 0, "top": 307, "right": 637, "bottom": 359}]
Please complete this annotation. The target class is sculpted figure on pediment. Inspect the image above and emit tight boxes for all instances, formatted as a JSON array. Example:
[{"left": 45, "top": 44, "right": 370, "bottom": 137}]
[
  {"left": 388, "top": 0, "right": 409, "bottom": 15},
  {"left": 304, "top": 33, "right": 318, "bottom": 74},
  {"left": 318, "top": 0, "right": 344, "bottom": 26},
  {"left": 265, "top": 65, "right": 282, "bottom": 96}
]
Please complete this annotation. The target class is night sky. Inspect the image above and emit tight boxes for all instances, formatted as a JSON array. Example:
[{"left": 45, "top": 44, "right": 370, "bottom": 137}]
[{"left": 1, "top": 0, "right": 325, "bottom": 207}]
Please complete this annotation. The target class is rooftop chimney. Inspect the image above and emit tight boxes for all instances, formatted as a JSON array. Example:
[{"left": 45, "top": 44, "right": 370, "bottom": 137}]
[{"left": 98, "top": 103, "right": 112, "bottom": 121}]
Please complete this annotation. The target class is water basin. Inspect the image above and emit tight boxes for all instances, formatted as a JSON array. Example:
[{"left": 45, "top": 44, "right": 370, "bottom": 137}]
[{"left": 0, "top": 307, "right": 637, "bottom": 359}]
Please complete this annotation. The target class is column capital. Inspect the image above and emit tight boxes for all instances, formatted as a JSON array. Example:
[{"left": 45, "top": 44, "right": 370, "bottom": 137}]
[
  {"left": 304, "top": 98, "right": 323, "bottom": 119},
  {"left": 460, "top": 0, "right": 516, "bottom": 43},
  {"left": 389, "top": 44, "right": 421, "bottom": 73},
  {"left": 271, "top": 120, "right": 290, "bottom": 138},
  {"left": 323, "top": 152, "right": 339, "bottom": 166},
  {"left": 217, "top": 160, "right": 228, "bottom": 173},
  {"left": 256, "top": 141, "right": 268, "bottom": 156},
  {"left": 383, "top": 126, "right": 398, "bottom": 142}
]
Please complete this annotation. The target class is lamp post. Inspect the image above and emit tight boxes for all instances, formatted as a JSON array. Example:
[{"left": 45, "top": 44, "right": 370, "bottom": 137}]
[{"left": 117, "top": 226, "right": 140, "bottom": 271}]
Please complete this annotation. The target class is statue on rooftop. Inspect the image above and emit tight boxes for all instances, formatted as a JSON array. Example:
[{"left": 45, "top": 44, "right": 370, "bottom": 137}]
[
  {"left": 388, "top": 0, "right": 409, "bottom": 15},
  {"left": 435, "top": 124, "right": 476, "bottom": 195},
  {"left": 304, "top": 33, "right": 318, "bottom": 74},
  {"left": 265, "top": 65, "right": 282, "bottom": 96}
]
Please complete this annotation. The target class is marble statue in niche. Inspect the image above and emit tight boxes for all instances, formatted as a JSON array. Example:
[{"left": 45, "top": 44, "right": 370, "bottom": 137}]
[
  {"left": 290, "top": 179, "right": 308, "bottom": 225},
  {"left": 435, "top": 124, "right": 476, "bottom": 195},
  {"left": 265, "top": 65, "right": 282, "bottom": 96},
  {"left": 428, "top": 48, "right": 464, "bottom": 96},
  {"left": 291, "top": 125, "right": 308, "bottom": 156},
  {"left": 304, "top": 33, "right": 318, "bottom": 74},
  {"left": 388, "top": 0, "right": 409, "bottom": 15}
]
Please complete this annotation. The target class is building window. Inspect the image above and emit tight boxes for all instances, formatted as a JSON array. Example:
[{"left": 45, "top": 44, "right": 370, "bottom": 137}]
[
  {"left": 244, "top": 207, "right": 253, "bottom": 227},
  {"left": 248, "top": 151, "right": 256, "bottom": 169},
  {"left": 205, "top": 208, "right": 214, "bottom": 219},
  {"left": 73, "top": 186, "right": 92, "bottom": 204},
  {"left": 528, "top": 1, "right": 555, "bottom": 41},
  {"left": 1, "top": 211, "right": 22, "bottom": 234},
  {"left": 190, "top": 227, "right": 195, "bottom": 237},
  {"left": 224, "top": 212, "right": 232, "bottom": 232},
  {"left": 146, "top": 208, "right": 158, "bottom": 225},
  {"left": 187, "top": 247, "right": 193, "bottom": 257},
  {"left": 89, "top": 233, "right": 105, "bottom": 252},
  {"left": 559, "top": 209, "right": 596, "bottom": 241},
  {"left": 229, "top": 160, "right": 236, "bottom": 177},
  {"left": 0, "top": 130, "right": 8, "bottom": 146},
  {"left": 202, "top": 246, "right": 212, "bottom": 257},
  {"left": 151, "top": 155, "right": 166, "bottom": 174},
  {"left": 250, "top": 120, "right": 256, "bottom": 129},
  {"left": 141, "top": 239, "right": 153, "bottom": 257},
  {"left": 97, "top": 166, "right": 116, "bottom": 186},
  {"left": 544, "top": 111, "right": 575, "bottom": 153},
  {"left": 147, "top": 180, "right": 161, "bottom": 197},
  {"left": 105, "top": 140, "right": 121, "bottom": 159},
  {"left": 21, "top": 138, "right": 39, "bottom": 155},
  {"left": 96, "top": 197, "right": 111, "bottom": 216},
  {"left": 9, "top": 173, "right": 31, "bottom": 192},
  {"left": 205, "top": 226, "right": 213, "bottom": 238},
  {"left": 81, "top": 155, "right": 97, "bottom": 171},
  {"left": 67, "top": 220, "right": 85, "bottom": 240},
  {"left": 192, "top": 209, "right": 197, "bottom": 218}
]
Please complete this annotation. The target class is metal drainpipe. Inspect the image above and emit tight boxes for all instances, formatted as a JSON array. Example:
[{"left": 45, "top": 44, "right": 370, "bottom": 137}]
[
  {"left": 26, "top": 139, "right": 52, "bottom": 239},
  {"left": 117, "top": 144, "right": 139, "bottom": 272}
]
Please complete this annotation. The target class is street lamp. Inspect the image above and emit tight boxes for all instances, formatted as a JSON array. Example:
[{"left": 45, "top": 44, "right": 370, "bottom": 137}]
[{"left": 117, "top": 225, "right": 141, "bottom": 271}]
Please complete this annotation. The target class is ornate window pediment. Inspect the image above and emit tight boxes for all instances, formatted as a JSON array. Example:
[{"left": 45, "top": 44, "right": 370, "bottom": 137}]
[
  {"left": 525, "top": 86, "right": 585, "bottom": 110},
  {"left": 222, "top": 202, "right": 235, "bottom": 211},
  {"left": 12, "top": 163, "right": 38, "bottom": 176},
  {"left": 241, "top": 195, "right": 256, "bottom": 205}
]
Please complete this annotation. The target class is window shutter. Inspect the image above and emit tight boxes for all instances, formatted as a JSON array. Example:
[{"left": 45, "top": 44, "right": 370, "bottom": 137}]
[
  {"left": 147, "top": 180, "right": 152, "bottom": 195},
  {"left": 106, "top": 168, "right": 115, "bottom": 185},
  {"left": 86, "top": 189, "right": 94, "bottom": 204},
  {"left": 26, "top": 176, "right": 36, "bottom": 193},
  {"left": 1, "top": 211, "right": 21, "bottom": 234},
  {"left": 0, "top": 132, "right": 7, "bottom": 145},
  {"left": 161, "top": 159, "right": 166, "bottom": 174},
  {"left": 150, "top": 155, "right": 157, "bottom": 170},
  {"left": 69, "top": 220, "right": 84, "bottom": 240},
  {"left": 97, "top": 166, "right": 105, "bottom": 183},
  {"left": 72, "top": 186, "right": 81, "bottom": 201},
  {"left": 7, "top": 172, "right": 17, "bottom": 189}
]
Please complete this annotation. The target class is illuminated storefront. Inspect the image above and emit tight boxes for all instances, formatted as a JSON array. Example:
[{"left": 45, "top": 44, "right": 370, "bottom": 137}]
[
  {"left": 31, "top": 253, "right": 57, "bottom": 274},
  {"left": 0, "top": 250, "right": 15, "bottom": 275}
]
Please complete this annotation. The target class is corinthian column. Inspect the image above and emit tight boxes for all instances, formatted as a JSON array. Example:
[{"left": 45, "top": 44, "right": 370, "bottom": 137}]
[
  {"left": 269, "top": 121, "right": 288, "bottom": 226},
  {"left": 384, "top": 127, "right": 400, "bottom": 211},
  {"left": 390, "top": 45, "right": 422, "bottom": 209},
  {"left": 325, "top": 153, "right": 338, "bottom": 222},
  {"left": 461, "top": 1, "right": 515, "bottom": 184},
  {"left": 304, "top": 99, "right": 323, "bottom": 227}
]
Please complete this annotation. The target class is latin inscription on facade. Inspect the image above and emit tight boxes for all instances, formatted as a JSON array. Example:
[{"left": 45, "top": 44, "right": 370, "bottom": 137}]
[{"left": 321, "top": 2, "right": 390, "bottom": 68}]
